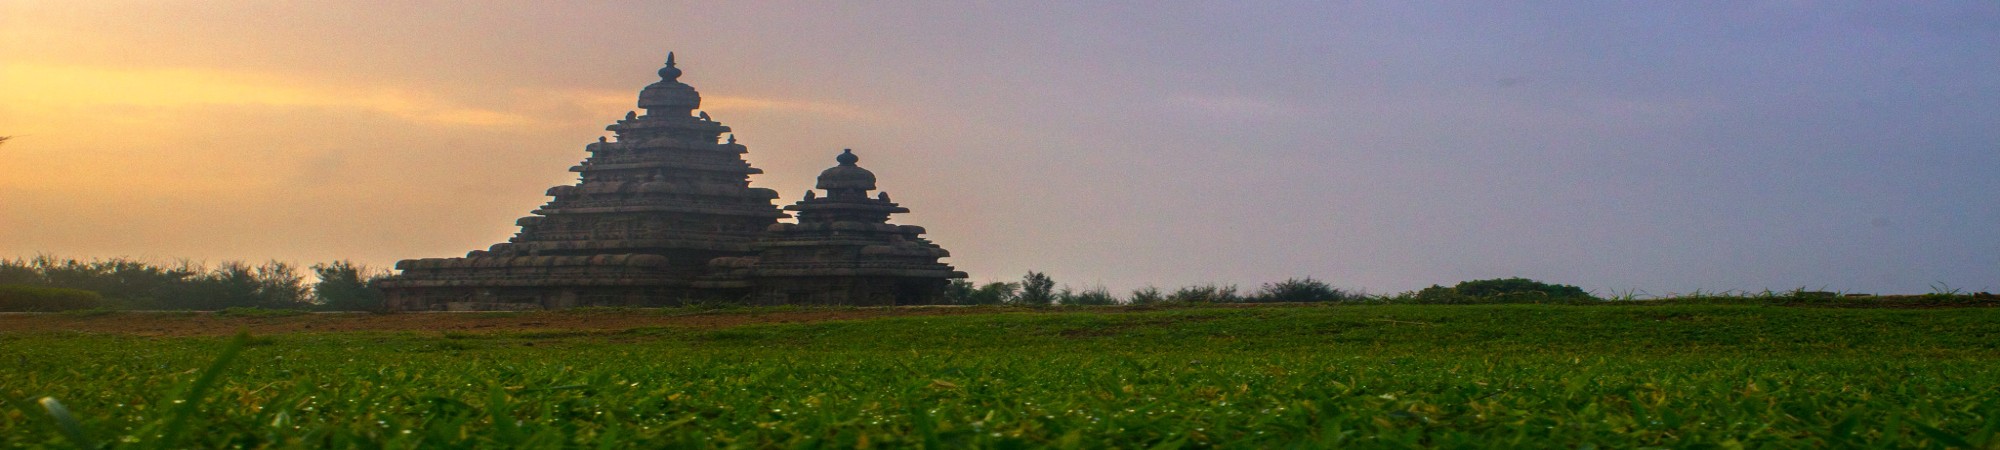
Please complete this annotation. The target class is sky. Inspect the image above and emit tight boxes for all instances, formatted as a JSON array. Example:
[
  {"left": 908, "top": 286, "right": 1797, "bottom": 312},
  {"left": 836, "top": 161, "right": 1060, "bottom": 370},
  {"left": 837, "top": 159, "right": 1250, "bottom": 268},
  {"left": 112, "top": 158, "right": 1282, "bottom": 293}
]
[{"left": 2, "top": 1, "right": 1996, "bottom": 296}]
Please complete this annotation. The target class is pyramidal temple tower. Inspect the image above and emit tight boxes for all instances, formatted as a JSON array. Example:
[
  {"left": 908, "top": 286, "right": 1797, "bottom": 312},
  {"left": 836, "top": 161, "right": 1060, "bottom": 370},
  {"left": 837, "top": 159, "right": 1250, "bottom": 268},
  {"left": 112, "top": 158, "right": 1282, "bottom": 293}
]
[
  {"left": 731, "top": 149, "right": 966, "bottom": 305},
  {"left": 380, "top": 54, "right": 963, "bottom": 310}
]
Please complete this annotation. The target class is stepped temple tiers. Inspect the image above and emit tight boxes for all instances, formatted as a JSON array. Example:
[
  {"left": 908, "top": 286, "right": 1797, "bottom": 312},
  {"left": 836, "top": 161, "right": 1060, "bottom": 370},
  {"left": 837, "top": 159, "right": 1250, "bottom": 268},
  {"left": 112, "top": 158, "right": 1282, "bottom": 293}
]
[{"left": 379, "top": 55, "right": 965, "bottom": 311}]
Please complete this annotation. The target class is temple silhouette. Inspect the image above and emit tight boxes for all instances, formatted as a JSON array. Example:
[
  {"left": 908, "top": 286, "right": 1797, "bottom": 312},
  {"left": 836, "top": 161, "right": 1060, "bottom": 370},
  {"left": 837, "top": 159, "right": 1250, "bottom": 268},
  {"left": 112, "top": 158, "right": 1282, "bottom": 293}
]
[{"left": 379, "top": 54, "right": 964, "bottom": 310}]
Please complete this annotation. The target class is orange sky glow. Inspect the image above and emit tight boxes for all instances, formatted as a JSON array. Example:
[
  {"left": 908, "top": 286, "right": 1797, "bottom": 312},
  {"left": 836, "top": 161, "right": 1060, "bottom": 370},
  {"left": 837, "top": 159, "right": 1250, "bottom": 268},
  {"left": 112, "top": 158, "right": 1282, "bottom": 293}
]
[{"left": 5, "top": 1, "right": 1996, "bottom": 295}]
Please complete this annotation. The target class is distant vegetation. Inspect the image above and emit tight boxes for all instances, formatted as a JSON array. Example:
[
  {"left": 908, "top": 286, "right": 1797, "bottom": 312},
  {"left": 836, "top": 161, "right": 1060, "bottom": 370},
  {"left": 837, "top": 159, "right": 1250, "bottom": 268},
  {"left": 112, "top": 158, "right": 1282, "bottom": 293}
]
[
  {"left": 0, "top": 256, "right": 388, "bottom": 312},
  {"left": 944, "top": 271, "right": 1995, "bottom": 308},
  {"left": 6, "top": 256, "right": 1989, "bottom": 312}
]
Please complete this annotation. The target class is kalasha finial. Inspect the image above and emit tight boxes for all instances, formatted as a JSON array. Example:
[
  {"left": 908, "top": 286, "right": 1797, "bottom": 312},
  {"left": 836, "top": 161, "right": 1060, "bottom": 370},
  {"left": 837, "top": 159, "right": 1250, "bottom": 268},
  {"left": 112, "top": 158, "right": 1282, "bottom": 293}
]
[
  {"left": 836, "top": 149, "right": 858, "bottom": 166},
  {"left": 804, "top": 190, "right": 817, "bottom": 200},
  {"left": 658, "top": 52, "right": 683, "bottom": 81},
  {"left": 624, "top": 111, "right": 636, "bottom": 120},
  {"left": 727, "top": 134, "right": 737, "bottom": 144}
]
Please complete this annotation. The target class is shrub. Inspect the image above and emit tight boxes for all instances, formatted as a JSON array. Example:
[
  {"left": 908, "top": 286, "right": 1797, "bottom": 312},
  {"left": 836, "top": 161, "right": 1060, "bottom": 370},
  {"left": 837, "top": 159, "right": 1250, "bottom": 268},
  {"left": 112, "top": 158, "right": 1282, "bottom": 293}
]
[
  {"left": 1058, "top": 287, "right": 1118, "bottom": 306},
  {"left": 965, "top": 282, "right": 1017, "bottom": 305},
  {"left": 1168, "top": 284, "right": 1241, "bottom": 303},
  {"left": 1017, "top": 272, "right": 1056, "bottom": 306},
  {"left": 942, "top": 280, "right": 976, "bottom": 305},
  {"left": 312, "top": 261, "right": 386, "bottom": 311},
  {"left": 1402, "top": 278, "right": 1597, "bottom": 304},
  {"left": 0, "top": 284, "right": 106, "bottom": 311},
  {"left": 1128, "top": 286, "right": 1164, "bottom": 305},
  {"left": 1251, "top": 277, "right": 1351, "bottom": 303},
  {"left": 1454, "top": 277, "right": 1592, "bottom": 300}
]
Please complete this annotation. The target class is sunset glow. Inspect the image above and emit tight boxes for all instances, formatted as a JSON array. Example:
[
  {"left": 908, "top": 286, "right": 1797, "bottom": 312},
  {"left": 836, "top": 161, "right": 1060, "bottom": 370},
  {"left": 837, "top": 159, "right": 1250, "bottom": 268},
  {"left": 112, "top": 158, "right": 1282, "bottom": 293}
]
[{"left": 3, "top": 1, "right": 1996, "bottom": 295}]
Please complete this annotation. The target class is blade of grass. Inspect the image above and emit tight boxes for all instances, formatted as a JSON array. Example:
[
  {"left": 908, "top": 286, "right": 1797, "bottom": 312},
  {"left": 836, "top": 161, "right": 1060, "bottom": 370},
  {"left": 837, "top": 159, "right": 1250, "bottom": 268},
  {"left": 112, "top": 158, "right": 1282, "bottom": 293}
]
[{"left": 36, "top": 396, "right": 99, "bottom": 448}]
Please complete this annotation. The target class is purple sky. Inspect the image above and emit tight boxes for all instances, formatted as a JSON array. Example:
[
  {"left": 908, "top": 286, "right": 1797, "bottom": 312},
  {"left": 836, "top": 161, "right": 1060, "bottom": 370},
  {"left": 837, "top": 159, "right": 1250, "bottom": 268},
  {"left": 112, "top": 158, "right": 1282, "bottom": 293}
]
[{"left": 3, "top": 1, "right": 1996, "bottom": 295}]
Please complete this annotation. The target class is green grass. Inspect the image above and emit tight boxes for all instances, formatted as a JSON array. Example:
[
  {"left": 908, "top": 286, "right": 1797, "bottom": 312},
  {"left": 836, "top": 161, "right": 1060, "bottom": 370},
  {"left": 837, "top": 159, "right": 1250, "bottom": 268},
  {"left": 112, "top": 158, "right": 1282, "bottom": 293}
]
[{"left": 4, "top": 305, "right": 2000, "bottom": 448}]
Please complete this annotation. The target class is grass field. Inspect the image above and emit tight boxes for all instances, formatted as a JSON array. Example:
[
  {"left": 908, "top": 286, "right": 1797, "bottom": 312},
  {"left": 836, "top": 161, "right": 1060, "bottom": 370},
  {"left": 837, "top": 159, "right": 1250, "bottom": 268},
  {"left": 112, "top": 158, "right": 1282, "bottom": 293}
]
[{"left": 4, "top": 304, "right": 1999, "bottom": 448}]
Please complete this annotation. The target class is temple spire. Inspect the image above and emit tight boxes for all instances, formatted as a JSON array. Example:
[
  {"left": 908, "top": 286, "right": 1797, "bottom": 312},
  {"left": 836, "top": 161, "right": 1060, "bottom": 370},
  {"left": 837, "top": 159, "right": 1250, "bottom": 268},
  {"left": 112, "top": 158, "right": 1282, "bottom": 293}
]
[{"left": 658, "top": 52, "right": 683, "bottom": 81}]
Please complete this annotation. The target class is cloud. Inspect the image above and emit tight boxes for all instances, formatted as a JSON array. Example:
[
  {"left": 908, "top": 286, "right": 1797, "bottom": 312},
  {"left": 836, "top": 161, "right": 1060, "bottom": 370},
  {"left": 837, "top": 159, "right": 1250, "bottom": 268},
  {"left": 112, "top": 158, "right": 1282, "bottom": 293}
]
[
  {"left": 0, "top": 63, "right": 536, "bottom": 127},
  {"left": 518, "top": 88, "right": 882, "bottom": 123},
  {"left": 703, "top": 95, "right": 881, "bottom": 122}
]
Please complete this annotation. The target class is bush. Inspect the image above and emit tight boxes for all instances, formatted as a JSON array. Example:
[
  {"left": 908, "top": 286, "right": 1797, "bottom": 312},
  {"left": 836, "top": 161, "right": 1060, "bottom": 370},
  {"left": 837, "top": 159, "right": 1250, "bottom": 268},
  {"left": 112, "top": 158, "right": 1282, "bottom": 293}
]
[
  {"left": 1017, "top": 272, "right": 1056, "bottom": 306},
  {"left": 1454, "top": 277, "right": 1592, "bottom": 300},
  {"left": 1058, "top": 287, "right": 1118, "bottom": 306},
  {"left": 1129, "top": 286, "right": 1164, "bottom": 305},
  {"left": 942, "top": 280, "right": 976, "bottom": 305},
  {"left": 312, "top": 261, "right": 386, "bottom": 311},
  {"left": 1168, "top": 284, "right": 1241, "bottom": 303},
  {"left": 1401, "top": 278, "right": 1597, "bottom": 304},
  {"left": 955, "top": 282, "right": 1016, "bottom": 305},
  {"left": 1251, "top": 277, "right": 1351, "bottom": 303},
  {"left": 0, "top": 284, "right": 105, "bottom": 311}
]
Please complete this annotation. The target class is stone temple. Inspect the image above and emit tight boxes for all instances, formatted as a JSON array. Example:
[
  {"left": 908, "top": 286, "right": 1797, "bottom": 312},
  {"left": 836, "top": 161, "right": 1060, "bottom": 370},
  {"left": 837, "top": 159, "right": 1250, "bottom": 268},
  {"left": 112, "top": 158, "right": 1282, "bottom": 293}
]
[{"left": 379, "top": 54, "right": 965, "bottom": 311}]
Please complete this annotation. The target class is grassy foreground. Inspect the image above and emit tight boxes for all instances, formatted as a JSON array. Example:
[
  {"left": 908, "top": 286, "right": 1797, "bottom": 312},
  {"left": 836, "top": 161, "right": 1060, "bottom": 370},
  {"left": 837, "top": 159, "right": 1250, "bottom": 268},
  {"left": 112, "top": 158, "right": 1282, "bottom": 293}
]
[{"left": 3, "top": 304, "right": 1999, "bottom": 448}]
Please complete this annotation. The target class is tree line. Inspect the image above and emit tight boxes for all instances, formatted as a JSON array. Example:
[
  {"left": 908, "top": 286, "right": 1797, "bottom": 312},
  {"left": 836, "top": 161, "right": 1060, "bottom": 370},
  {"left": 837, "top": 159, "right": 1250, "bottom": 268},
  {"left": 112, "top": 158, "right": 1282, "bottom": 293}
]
[
  {"left": 940, "top": 271, "right": 1597, "bottom": 306},
  {"left": 0, "top": 255, "right": 1602, "bottom": 312},
  {"left": 0, "top": 256, "right": 387, "bottom": 312}
]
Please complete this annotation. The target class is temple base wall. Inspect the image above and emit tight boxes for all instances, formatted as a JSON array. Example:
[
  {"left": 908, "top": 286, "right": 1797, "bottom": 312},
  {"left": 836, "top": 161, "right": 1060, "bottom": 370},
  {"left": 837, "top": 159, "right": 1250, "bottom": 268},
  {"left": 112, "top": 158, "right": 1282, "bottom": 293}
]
[{"left": 384, "top": 286, "right": 750, "bottom": 311}]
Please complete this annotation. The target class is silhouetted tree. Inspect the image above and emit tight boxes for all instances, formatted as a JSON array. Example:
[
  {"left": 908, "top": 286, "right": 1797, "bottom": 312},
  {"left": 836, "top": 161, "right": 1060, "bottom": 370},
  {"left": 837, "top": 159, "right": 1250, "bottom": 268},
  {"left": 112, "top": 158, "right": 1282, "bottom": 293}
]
[
  {"left": 970, "top": 282, "right": 1018, "bottom": 305},
  {"left": 1018, "top": 271, "right": 1056, "bottom": 306},
  {"left": 312, "top": 261, "right": 386, "bottom": 311}
]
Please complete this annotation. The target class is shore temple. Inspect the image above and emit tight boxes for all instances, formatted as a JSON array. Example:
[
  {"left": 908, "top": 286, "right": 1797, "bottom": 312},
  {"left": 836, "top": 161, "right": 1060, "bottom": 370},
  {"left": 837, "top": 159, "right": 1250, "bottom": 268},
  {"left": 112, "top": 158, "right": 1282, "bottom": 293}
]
[{"left": 378, "top": 54, "right": 965, "bottom": 311}]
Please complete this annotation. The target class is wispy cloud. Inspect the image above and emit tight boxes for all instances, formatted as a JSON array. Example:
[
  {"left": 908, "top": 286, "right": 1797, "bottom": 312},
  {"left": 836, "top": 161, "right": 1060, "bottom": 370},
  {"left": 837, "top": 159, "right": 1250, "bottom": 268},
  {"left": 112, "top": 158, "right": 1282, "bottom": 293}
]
[
  {"left": 704, "top": 95, "right": 881, "bottom": 122},
  {"left": 0, "top": 63, "right": 536, "bottom": 127}
]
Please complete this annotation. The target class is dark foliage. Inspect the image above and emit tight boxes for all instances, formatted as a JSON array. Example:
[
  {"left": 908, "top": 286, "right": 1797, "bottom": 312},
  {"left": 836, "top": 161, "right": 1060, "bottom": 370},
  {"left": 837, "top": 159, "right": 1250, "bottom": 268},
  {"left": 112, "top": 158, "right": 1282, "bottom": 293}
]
[
  {"left": 311, "top": 261, "right": 388, "bottom": 311},
  {"left": 1249, "top": 277, "right": 1352, "bottom": 303},
  {"left": 943, "top": 280, "right": 1018, "bottom": 305},
  {"left": 1454, "top": 277, "right": 1592, "bottom": 299},
  {"left": 1403, "top": 277, "right": 1597, "bottom": 304},
  {"left": 1057, "top": 287, "right": 1118, "bottom": 306},
  {"left": 1017, "top": 272, "right": 1056, "bottom": 306},
  {"left": 0, "top": 284, "right": 104, "bottom": 311},
  {"left": 1128, "top": 286, "right": 1164, "bottom": 305},
  {"left": 0, "top": 256, "right": 386, "bottom": 311},
  {"left": 1167, "top": 284, "right": 1241, "bottom": 303}
]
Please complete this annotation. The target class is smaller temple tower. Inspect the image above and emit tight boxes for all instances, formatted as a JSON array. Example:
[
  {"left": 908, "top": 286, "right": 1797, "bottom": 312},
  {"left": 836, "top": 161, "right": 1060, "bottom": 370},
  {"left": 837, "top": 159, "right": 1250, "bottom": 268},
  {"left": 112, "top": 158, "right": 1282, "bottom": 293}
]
[{"left": 741, "top": 149, "right": 966, "bottom": 305}]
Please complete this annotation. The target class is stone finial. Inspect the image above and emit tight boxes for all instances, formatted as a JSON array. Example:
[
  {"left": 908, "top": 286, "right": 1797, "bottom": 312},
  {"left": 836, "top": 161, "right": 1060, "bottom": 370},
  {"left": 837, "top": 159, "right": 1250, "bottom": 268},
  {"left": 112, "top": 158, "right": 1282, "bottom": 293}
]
[
  {"left": 804, "top": 190, "right": 817, "bottom": 200},
  {"left": 598, "top": 136, "right": 608, "bottom": 143},
  {"left": 727, "top": 134, "right": 737, "bottom": 144},
  {"left": 878, "top": 192, "right": 891, "bottom": 202},
  {"left": 837, "top": 149, "right": 858, "bottom": 166},
  {"left": 699, "top": 111, "right": 711, "bottom": 121},
  {"left": 625, "top": 111, "right": 637, "bottom": 120},
  {"left": 659, "top": 52, "right": 682, "bottom": 81}
]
